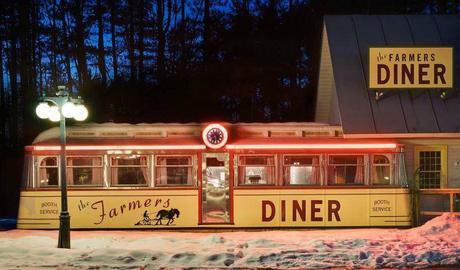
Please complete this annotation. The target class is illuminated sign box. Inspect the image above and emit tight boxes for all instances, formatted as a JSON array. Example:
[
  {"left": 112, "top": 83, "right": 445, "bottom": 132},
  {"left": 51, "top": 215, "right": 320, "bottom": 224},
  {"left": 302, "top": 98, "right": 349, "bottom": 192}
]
[{"left": 369, "top": 47, "right": 453, "bottom": 89}]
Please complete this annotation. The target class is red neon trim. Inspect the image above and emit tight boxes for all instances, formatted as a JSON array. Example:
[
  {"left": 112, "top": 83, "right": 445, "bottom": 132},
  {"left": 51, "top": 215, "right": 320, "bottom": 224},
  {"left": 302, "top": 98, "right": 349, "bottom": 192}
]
[
  {"left": 225, "top": 143, "right": 397, "bottom": 150},
  {"left": 33, "top": 145, "right": 206, "bottom": 151}
]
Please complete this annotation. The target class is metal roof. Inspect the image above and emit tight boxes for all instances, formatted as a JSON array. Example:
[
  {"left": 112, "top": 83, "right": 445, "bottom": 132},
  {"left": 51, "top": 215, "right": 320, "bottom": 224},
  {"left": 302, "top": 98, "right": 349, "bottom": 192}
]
[
  {"left": 317, "top": 15, "right": 460, "bottom": 134},
  {"left": 32, "top": 122, "right": 343, "bottom": 144}
]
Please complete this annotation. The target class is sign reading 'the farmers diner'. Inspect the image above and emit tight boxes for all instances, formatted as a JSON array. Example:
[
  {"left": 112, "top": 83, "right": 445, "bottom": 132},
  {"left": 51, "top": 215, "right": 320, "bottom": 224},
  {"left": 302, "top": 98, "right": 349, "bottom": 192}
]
[{"left": 369, "top": 47, "right": 453, "bottom": 89}]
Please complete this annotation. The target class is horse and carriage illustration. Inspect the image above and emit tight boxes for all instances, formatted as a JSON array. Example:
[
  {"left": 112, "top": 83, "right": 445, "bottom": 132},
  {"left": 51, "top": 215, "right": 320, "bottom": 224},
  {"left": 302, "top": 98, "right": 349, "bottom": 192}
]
[{"left": 135, "top": 208, "right": 180, "bottom": 226}]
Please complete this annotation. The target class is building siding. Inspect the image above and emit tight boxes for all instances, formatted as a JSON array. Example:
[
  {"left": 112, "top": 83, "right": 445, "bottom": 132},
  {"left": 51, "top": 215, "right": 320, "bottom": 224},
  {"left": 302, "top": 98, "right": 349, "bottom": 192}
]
[
  {"left": 315, "top": 25, "right": 335, "bottom": 123},
  {"left": 401, "top": 139, "right": 460, "bottom": 188}
]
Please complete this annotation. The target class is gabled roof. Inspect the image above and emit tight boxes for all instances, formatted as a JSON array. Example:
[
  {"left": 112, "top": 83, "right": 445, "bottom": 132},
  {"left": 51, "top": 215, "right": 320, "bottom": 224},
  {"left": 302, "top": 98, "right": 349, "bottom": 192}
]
[{"left": 315, "top": 15, "right": 460, "bottom": 134}]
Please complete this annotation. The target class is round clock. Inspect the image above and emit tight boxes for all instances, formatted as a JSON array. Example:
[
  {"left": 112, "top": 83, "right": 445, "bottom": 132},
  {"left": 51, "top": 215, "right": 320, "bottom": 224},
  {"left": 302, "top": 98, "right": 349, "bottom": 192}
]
[{"left": 202, "top": 123, "right": 228, "bottom": 149}]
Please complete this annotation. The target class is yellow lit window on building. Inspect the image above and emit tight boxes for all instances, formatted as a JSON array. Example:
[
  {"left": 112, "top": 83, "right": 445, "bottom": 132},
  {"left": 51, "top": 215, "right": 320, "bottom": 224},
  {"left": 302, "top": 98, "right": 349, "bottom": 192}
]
[
  {"left": 38, "top": 157, "right": 59, "bottom": 187},
  {"left": 110, "top": 155, "right": 148, "bottom": 186},
  {"left": 237, "top": 156, "right": 275, "bottom": 185},
  {"left": 155, "top": 156, "right": 194, "bottom": 186},
  {"left": 283, "top": 156, "right": 320, "bottom": 185},
  {"left": 67, "top": 157, "right": 103, "bottom": 186},
  {"left": 328, "top": 155, "right": 364, "bottom": 185}
]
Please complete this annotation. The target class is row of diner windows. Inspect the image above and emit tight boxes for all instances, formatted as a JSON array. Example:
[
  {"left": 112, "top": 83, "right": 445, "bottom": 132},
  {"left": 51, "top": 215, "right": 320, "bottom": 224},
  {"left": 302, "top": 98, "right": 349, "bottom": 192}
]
[{"left": 24, "top": 153, "right": 407, "bottom": 188}]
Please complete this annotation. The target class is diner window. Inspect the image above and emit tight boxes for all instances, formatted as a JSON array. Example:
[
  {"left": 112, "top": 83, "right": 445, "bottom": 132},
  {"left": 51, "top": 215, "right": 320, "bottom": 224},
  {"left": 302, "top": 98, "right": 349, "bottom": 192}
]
[
  {"left": 155, "top": 156, "right": 194, "bottom": 186},
  {"left": 283, "top": 156, "right": 320, "bottom": 185},
  {"left": 372, "top": 154, "right": 392, "bottom": 185},
  {"left": 67, "top": 157, "right": 103, "bottom": 186},
  {"left": 328, "top": 155, "right": 364, "bottom": 185},
  {"left": 110, "top": 155, "right": 148, "bottom": 186},
  {"left": 38, "top": 157, "right": 59, "bottom": 187},
  {"left": 237, "top": 156, "right": 275, "bottom": 185}
]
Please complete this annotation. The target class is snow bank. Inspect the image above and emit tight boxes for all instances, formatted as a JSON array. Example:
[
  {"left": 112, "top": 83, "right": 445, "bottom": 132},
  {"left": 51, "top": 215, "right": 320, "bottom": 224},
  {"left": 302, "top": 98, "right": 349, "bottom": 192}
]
[{"left": 0, "top": 213, "right": 459, "bottom": 269}]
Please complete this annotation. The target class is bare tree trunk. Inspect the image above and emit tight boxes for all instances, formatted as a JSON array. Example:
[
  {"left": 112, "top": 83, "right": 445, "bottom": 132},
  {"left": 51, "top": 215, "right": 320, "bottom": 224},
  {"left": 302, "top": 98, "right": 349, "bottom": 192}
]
[
  {"left": 137, "top": 0, "right": 145, "bottom": 82},
  {"left": 19, "top": 0, "right": 34, "bottom": 145},
  {"left": 165, "top": 0, "right": 172, "bottom": 33},
  {"left": 128, "top": 0, "right": 136, "bottom": 81},
  {"left": 62, "top": 12, "right": 73, "bottom": 88},
  {"left": 96, "top": 0, "right": 107, "bottom": 85},
  {"left": 157, "top": 0, "right": 165, "bottom": 80},
  {"left": 74, "top": 0, "right": 89, "bottom": 87},
  {"left": 37, "top": 43, "right": 43, "bottom": 95},
  {"left": 203, "top": 0, "right": 210, "bottom": 63},
  {"left": 179, "top": 0, "right": 186, "bottom": 73},
  {"left": 30, "top": 0, "right": 38, "bottom": 97},
  {"left": 8, "top": 11, "right": 19, "bottom": 148},
  {"left": 51, "top": 0, "right": 58, "bottom": 88},
  {"left": 109, "top": 0, "right": 118, "bottom": 80},
  {"left": 0, "top": 29, "right": 5, "bottom": 147}
]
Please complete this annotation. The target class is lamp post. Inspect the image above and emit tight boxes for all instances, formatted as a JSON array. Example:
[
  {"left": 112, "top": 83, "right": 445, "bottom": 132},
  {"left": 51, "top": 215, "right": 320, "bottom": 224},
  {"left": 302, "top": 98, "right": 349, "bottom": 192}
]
[{"left": 35, "top": 86, "right": 88, "bottom": 248}]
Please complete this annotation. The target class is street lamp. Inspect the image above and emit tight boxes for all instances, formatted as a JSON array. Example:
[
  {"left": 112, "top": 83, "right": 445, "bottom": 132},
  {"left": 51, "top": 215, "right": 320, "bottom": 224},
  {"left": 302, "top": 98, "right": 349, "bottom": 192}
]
[{"left": 35, "top": 86, "right": 88, "bottom": 249}]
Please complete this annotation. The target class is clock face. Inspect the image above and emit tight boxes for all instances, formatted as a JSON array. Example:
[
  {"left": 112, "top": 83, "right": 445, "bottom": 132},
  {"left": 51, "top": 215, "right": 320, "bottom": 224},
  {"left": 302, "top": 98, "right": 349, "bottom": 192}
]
[
  {"left": 202, "top": 124, "right": 228, "bottom": 149},
  {"left": 206, "top": 128, "right": 224, "bottom": 145}
]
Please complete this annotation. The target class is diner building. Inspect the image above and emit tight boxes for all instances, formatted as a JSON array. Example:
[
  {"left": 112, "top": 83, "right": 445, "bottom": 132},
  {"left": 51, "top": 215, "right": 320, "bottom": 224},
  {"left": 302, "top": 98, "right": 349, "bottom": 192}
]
[{"left": 17, "top": 15, "right": 459, "bottom": 229}]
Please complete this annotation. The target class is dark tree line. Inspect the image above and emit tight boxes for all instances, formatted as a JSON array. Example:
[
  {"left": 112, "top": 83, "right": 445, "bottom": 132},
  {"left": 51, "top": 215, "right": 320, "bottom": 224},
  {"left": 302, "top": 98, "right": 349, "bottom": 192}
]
[
  {"left": 0, "top": 0, "right": 458, "bottom": 216},
  {"left": 1, "top": 0, "right": 459, "bottom": 149}
]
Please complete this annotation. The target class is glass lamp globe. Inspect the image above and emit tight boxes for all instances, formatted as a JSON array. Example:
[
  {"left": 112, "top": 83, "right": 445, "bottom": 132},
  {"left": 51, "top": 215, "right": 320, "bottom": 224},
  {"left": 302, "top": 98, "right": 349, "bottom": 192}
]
[
  {"left": 35, "top": 102, "right": 51, "bottom": 119},
  {"left": 61, "top": 101, "right": 76, "bottom": 118},
  {"left": 73, "top": 104, "right": 88, "bottom": 121},
  {"left": 48, "top": 106, "right": 61, "bottom": 122}
]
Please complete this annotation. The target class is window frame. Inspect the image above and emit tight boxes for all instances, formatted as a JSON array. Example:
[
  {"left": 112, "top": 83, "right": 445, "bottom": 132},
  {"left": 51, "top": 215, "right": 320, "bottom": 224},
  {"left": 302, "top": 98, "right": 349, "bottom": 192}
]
[
  {"left": 109, "top": 154, "right": 150, "bottom": 187},
  {"left": 36, "top": 156, "right": 60, "bottom": 188},
  {"left": 235, "top": 154, "right": 277, "bottom": 186},
  {"left": 154, "top": 154, "right": 196, "bottom": 187},
  {"left": 282, "top": 154, "right": 322, "bottom": 186},
  {"left": 414, "top": 145, "right": 447, "bottom": 189},
  {"left": 371, "top": 153, "right": 394, "bottom": 186},
  {"left": 66, "top": 155, "right": 104, "bottom": 187},
  {"left": 326, "top": 154, "right": 367, "bottom": 186}
]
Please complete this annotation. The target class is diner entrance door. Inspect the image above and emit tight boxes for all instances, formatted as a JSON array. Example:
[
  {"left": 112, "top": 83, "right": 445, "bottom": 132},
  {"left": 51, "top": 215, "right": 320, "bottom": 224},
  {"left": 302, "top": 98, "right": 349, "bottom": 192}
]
[{"left": 201, "top": 153, "right": 231, "bottom": 223}]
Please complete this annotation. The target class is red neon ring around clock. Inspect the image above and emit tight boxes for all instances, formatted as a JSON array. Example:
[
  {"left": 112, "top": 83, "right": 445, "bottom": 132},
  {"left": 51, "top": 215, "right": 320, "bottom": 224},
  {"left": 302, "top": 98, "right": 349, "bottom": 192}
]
[{"left": 202, "top": 123, "right": 228, "bottom": 149}]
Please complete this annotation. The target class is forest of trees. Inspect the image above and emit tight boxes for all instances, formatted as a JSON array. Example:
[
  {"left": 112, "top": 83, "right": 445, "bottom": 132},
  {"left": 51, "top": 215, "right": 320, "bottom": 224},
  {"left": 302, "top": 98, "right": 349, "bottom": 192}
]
[{"left": 0, "top": 0, "right": 458, "bottom": 216}]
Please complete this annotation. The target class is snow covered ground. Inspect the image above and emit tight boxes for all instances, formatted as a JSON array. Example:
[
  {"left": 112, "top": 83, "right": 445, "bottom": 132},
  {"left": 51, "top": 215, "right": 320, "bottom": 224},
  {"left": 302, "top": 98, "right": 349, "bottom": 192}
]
[{"left": 0, "top": 214, "right": 459, "bottom": 269}]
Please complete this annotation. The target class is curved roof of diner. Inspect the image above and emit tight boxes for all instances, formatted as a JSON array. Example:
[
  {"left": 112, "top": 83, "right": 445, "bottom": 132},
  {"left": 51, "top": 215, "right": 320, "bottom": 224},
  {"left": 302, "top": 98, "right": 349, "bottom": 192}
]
[{"left": 32, "top": 122, "right": 343, "bottom": 144}]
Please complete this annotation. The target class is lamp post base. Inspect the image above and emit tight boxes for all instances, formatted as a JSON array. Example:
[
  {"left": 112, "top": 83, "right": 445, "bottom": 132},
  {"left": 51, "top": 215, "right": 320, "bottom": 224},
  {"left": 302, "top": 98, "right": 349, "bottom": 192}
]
[{"left": 58, "top": 211, "right": 70, "bottom": 248}]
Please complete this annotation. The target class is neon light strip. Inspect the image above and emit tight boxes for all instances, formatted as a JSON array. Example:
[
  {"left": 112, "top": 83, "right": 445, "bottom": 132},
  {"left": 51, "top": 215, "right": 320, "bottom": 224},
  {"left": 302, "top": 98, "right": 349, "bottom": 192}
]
[
  {"left": 33, "top": 143, "right": 397, "bottom": 151},
  {"left": 33, "top": 145, "right": 206, "bottom": 151},
  {"left": 225, "top": 143, "right": 398, "bottom": 150}
]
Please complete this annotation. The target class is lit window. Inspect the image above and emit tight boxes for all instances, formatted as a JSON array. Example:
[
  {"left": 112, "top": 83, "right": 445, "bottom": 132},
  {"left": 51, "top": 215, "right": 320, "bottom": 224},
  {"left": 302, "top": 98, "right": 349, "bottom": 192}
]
[
  {"left": 328, "top": 155, "right": 364, "bottom": 185},
  {"left": 283, "top": 156, "right": 320, "bottom": 185},
  {"left": 155, "top": 156, "right": 193, "bottom": 186},
  {"left": 372, "top": 154, "right": 392, "bottom": 185},
  {"left": 38, "top": 157, "right": 59, "bottom": 187},
  {"left": 238, "top": 156, "right": 275, "bottom": 185},
  {"left": 67, "top": 157, "right": 103, "bottom": 186},
  {"left": 110, "top": 155, "right": 148, "bottom": 186}
]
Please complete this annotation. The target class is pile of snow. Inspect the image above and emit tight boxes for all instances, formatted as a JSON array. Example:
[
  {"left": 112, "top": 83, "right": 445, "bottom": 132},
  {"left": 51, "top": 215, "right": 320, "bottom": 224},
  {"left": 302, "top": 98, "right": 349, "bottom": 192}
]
[{"left": 0, "top": 214, "right": 459, "bottom": 269}]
